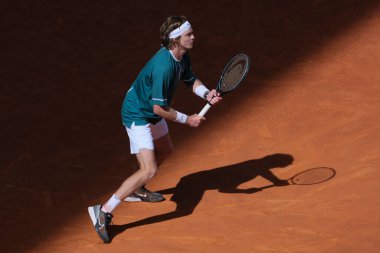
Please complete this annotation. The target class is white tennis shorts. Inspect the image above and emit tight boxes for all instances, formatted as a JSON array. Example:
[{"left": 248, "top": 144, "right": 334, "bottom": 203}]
[{"left": 125, "top": 118, "right": 169, "bottom": 154}]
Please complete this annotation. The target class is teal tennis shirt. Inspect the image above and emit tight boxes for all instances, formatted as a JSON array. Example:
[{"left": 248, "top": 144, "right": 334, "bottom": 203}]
[{"left": 121, "top": 47, "right": 197, "bottom": 128}]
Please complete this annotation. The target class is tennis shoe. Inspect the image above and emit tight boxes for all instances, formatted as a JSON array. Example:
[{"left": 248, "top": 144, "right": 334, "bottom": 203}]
[
  {"left": 88, "top": 205, "right": 113, "bottom": 243},
  {"left": 124, "top": 186, "right": 165, "bottom": 202}
]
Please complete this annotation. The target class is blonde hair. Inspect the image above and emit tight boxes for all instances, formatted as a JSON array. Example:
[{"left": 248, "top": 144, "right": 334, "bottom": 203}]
[{"left": 160, "top": 15, "right": 188, "bottom": 49}]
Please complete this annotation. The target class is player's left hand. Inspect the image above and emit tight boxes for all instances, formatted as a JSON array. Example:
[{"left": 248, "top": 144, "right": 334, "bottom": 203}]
[{"left": 206, "top": 89, "right": 222, "bottom": 105}]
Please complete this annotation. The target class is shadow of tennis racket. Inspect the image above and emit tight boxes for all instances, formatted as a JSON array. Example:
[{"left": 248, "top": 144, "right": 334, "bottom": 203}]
[
  {"left": 287, "top": 167, "right": 336, "bottom": 185},
  {"left": 260, "top": 167, "right": 336, "bottom": 191},
  {"left": 283, "top": 167, "right": 336, "bottom": 185}
]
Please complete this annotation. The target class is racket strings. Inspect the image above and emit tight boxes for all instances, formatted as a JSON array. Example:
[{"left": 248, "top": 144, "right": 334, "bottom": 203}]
[{"left": 219, "top": 54, "right": 249, "bottom": 93}]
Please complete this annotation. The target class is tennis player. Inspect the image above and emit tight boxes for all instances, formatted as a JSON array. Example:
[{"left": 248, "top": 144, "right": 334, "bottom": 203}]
[{"left": 88, "top": 15, "right": 222, "bottom": 243}]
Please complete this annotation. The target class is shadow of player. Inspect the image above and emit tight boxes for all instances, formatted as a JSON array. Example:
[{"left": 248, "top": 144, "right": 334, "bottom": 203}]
[{"left": 109, "top": 153, "right": 293, "bottom": 240}]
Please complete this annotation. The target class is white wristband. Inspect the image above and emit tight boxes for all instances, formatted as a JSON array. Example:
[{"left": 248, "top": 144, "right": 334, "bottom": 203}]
[
  {"left": 175, "top": 111, "right": 188, "bottom": 124},
  {"left": 194, "top": 84, "right": 210, "bottom": 99}
]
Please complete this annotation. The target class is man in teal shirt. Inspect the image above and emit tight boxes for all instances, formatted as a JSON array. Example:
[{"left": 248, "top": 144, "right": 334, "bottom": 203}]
[
  {"left": 88, "top": 15, "right": 222, "bottom": 243},
  {"left": 121, "top": 46, "right": 197, "bottom": 127}
]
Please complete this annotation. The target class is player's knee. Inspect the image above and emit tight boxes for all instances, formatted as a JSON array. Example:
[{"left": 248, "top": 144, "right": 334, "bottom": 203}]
[
  {"left": 146, "top": 168, "right": 157, "bottom": 180},
  {"left": 140, "top": 166, "right": 157, "bottom": 180}
]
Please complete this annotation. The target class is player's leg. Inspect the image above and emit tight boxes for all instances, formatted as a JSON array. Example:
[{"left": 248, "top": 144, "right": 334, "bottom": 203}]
[
  {"left": 128, "top": 133, "right": 174, "bottom": 201},
  {"left": 88, "top": 149, "right": 157, "bottom": 243},
  {"left": 126, "top": 119, "right": 173, "bottom": 202},
  {"left": 155, "top": 132, "right": 174, "bottom": 166},
  {"left": 151, "top": 118, "right": 173, "bottom": 166},
  {"left": 113, "top": 148, "right": 158, "bottom": 201},
  {"left": 88, "top": 122, "right": 157, "bottom": 243}
]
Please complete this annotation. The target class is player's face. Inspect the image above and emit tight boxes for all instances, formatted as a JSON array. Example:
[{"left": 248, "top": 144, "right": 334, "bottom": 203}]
[{"left": 179, "top": 28, "right": 195, "bottom": 50}]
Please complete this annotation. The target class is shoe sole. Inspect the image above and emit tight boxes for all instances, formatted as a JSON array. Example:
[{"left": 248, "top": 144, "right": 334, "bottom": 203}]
[
  {"left": 124, "top": 196, "right": 143, "bottom": 202},
  {"left": 88, "top": 206, "right": 98, "bottom": 226}
]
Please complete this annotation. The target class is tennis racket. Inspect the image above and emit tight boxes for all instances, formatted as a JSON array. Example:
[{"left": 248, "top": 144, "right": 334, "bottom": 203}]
[
  {"left": 198, "top": 53, "right": 250, "bottom": 117},
  {"left": 287, "top": 167, "right": 336, "bottom": 185}
]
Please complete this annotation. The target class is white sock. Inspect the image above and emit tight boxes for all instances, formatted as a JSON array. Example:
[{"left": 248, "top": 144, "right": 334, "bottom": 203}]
[{"left": 101, "top": 194, "right": 121, "bottom": 213}]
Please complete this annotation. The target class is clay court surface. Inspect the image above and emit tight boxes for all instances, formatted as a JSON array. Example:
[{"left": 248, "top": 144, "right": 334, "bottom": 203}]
[{"left": 2, "top": 1, "right": 380, "bottom": 252}]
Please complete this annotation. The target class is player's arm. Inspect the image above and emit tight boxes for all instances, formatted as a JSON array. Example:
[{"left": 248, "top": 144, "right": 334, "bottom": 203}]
[
  {"left": 192, "top": 79, "right": 222, "bottom": 105},
  {"left": 153, "top": 105, "right": 204, "bottom": 128}
]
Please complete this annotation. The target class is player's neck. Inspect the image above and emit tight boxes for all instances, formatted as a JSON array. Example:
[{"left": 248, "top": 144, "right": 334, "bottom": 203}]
[{"left": 169, "top": 46, "right": 186, "bottom": 60}]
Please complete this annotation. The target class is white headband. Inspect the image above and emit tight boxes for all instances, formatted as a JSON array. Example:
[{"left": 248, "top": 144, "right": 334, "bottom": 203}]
[{"left": 169, "top": 21, "right": 191, "bottom": 39}]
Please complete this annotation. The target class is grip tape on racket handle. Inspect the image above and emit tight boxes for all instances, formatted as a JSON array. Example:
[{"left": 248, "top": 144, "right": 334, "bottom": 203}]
[{"left": 198, "top": 103, "right": 211, "bottom": 117}]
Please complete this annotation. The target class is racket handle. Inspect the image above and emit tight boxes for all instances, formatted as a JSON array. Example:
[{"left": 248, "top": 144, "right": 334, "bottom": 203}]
[{"left": 198, "top": 103, "right": 212, "bottom": 117}]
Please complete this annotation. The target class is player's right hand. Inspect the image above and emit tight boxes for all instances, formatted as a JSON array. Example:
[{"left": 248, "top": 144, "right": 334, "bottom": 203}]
[
  {"left": 186, "top": 114, "right": 205, "bottom": 127},
  {"left": 206, "top": 89, "right": 222, "bottom": 105}
]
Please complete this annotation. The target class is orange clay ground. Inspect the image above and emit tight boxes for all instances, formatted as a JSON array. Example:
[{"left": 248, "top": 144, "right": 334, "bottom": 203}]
[{"left": 1, "top": 1, "right": 380, "bottom": 253}]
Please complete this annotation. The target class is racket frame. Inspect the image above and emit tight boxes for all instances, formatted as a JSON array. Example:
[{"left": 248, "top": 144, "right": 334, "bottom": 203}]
[{"left": 198, "top": 53, "right": 250, "bottom": 117}]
